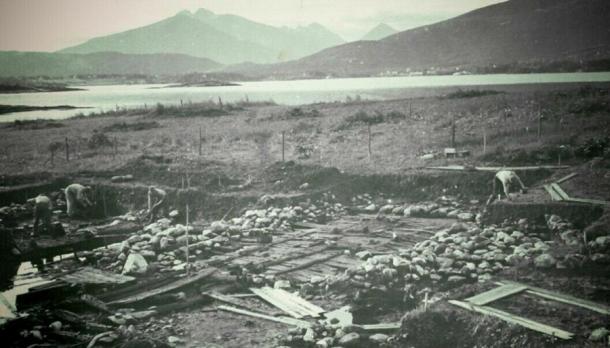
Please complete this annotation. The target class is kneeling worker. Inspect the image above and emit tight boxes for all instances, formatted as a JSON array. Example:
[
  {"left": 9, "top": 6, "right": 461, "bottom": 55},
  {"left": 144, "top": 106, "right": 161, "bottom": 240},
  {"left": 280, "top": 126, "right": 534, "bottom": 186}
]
[
  {"left": 27, "top": 194, "right": 52, "bottom": 235},
  {"left": 148, "top": 186, "right": 167, "bottom": 222},
  {"left": 487, "top": 170, "right": 528, "bottom": 204},
  {"left": 65, "top": 184, "right": 93, "bottom": 217}
]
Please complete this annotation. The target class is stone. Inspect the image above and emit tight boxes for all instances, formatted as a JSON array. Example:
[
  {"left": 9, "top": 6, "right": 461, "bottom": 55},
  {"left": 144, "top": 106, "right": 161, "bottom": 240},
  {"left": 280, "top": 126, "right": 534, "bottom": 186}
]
[
  {"left": 457, "top": 213, "right": 474, "bottom": 221},
  {"left": 303, "top": 328, "right": 316, "bottom": 342},
  {"left": 364, "top": 204, "right": 377, "bottom": 212},
  {"left": 338, "top": 332, "right": 360, "bottom": 346},
  {"left": 122, "top": 253, "right": 148, "bottom": 275},
  {"left": 534, "top": 254, "right": 557, "bottom": 268},
  {"left": 316, "top": 337, "right": 334, "bottom": 348},
  {"left": 369, "top": 333, "right": 389, "bottom": 344},
  {"left": 48, "top": 321, "right": 62, "bottom": 331},
  {"left": 169, "top": 210, "right": 179, "bottom": 218},
  {"left": 589, "top": 327, "right": 609, "bottom": 342},
  {"left": 167, "top": 336, "right": 184, "bottom": 345}
]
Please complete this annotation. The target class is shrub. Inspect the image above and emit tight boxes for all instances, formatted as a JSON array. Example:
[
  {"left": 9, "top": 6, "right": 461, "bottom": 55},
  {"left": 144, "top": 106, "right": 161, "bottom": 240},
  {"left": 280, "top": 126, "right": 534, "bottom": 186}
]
[{"left": 88, "top": 131, "right": 113, "bottom": 149}]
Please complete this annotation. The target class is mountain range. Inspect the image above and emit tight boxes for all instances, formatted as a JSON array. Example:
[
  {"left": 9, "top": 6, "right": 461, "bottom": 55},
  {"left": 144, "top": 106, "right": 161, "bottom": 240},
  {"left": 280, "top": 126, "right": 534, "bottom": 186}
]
[
  {"left": 361, "top": 24, "right": 397, "bottom": 41},
  {"left": 59, "top": 9, "right": 344, "bottom": 65},
  {"left": 0, "top": 51, "right": 220, "bottom": 77},
  {"left": 229, "top": 0, "right": 610, "bottom": 78}
]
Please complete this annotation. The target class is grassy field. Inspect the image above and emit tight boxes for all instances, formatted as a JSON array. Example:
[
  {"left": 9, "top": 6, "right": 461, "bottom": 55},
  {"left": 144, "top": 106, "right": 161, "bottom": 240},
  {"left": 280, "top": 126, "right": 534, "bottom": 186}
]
[{"left": 0, "top": 83, "right": 608, "bottom": 182}]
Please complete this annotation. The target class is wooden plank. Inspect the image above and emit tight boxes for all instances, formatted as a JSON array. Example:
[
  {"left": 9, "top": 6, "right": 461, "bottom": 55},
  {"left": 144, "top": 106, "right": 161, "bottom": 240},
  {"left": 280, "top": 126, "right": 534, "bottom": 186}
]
[
  {"left": 272, "top": 252, "right": 343, "bottom": 276},
  {"left": 257, "top": 287, "right": 323, "bottom": 318},
  {"left": 550, "top": 183, "right": 570, "bottom": 200},
  {"left": 250, "top": 288, "right": 305, "bottom": 318},
  {"left": 465, "top": 284, "right": 528, "bottom": 306},
  {"left": 272, "top": 288, "right": 325, "bottom": 315},
  {"left": 565, "top": 197, "right": 610, "bottom": 206},
  {"left": 217, "top": 305, "right": 312, "bottom": 328},
  {"left": 543, "top": 184, "right": 564, "bottom": 201},
  {"left": 360, "top": 322, "right": 401, "bottom": 331},
  {"left": 496, "top": 281, "right": 610, "bottom": 315},
  {"left": 556, "top": 173, "right": 578, "bottom": 184},
  {"left": 426, "top": 165, "right": 569, "bottom": 172},
  {"left": 449, "top": 300, "right": 573, "bottom": 339},
  {"left": 108, "top": 268, "right": 216, "bottom": 306},
  {"left": 60, "top": 267, "right": 135, "bottom": 285}
]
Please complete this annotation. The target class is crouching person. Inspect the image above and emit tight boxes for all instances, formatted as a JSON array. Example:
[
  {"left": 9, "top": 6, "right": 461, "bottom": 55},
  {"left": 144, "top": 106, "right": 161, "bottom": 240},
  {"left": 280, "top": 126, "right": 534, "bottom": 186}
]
[
  {"left": 65, "top": 184, "right": 94, "bottom": 217},
  {"left": 148, "top": 186, "right": 167, "bottom": 223},
  {"left": 487, "top": 170, "right": 528, "bottom": 205},
  {"left": 27, "top": 194, "right": 52, "bottom": 236}
]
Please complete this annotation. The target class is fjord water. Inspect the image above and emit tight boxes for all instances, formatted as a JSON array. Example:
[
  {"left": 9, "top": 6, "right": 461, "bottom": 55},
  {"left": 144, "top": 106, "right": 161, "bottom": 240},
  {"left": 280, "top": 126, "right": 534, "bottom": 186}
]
[{"left": 1, "top": 72, "right": 610, "bottom": 122}]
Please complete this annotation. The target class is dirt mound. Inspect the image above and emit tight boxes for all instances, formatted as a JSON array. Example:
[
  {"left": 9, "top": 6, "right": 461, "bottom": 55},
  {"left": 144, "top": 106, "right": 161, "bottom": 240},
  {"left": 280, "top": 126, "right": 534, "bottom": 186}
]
[
  {"left": 400, "top": 301, "right": 558, "bottom": 348},
  {"left": 114, "top": 155, "right": 237, "bottom": 190}
]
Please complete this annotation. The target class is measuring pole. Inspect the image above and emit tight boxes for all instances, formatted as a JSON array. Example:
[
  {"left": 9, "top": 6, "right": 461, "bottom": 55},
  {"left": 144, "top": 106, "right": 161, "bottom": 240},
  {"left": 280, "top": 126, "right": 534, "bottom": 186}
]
[{"left": 185, "top": 173, "right": 190, "bottom": 277}]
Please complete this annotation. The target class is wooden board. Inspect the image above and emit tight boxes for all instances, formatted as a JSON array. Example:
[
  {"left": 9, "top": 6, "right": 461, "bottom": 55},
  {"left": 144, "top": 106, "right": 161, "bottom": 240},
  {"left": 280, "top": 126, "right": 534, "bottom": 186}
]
[
  {"left": 60, "top": 267, "right": 135, "bottom": 285},
  {"left": 565, "top": 197, "right": 610, "bottom": 206},
  {"left": 556, "top": 173, "right": 578, "bottom": 184},
  {"left": 449, "top": 300, "right": 573, "bottom": 340},
  {"left": 550, "top": 183, "right": 570, "bottom": 200},
  {"left": 217, "top": 305, "right": 312, "bottom": 328},
  {"left": 543, "top": 184, "right": 564, "bottom": 201},
  {"left": 496, "top": 281, "right": 610, "bottom": 315},
  {"left": 465, "top": 283, "right": 528, "bottom": 306},
  {"left": 251, "top": 287, "right": 325, "bottom": 318},
  {"left": 360, "top": 322, "right": 402, "bottom": 331},
  {"left": 108, "top": 268, "right": 216, "bottom": 306}
]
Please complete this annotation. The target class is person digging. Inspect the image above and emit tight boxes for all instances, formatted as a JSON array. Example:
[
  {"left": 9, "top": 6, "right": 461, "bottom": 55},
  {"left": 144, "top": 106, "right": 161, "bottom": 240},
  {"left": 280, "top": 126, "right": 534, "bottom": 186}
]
[
  {"left": 65, "top": 183, "right": 94, "bottom": 217},
  {"left": 27, "top": 194, "right": 52, "bottom": 236},
  {"left": 148, "top": 186, "right": 167, "bottom": 223},
  {"left": 486, "top": 170, "right": 528, "bottom": 205}
]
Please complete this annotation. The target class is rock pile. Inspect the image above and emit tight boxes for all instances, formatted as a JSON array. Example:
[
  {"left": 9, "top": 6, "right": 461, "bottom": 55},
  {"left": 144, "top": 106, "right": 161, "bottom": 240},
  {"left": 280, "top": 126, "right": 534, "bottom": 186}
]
[
  {"left": 374, "top": 196, "right": 478, "bottom": 221},
  {"left": 296, "top": 220, "right": 554, "bottom": 304}
]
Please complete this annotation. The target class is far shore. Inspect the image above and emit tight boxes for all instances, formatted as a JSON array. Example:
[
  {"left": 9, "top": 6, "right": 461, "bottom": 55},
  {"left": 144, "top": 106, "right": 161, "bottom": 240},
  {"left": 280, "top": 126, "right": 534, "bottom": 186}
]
[{"left": 0, "top": 104, "right": 90, "bottom": 115}]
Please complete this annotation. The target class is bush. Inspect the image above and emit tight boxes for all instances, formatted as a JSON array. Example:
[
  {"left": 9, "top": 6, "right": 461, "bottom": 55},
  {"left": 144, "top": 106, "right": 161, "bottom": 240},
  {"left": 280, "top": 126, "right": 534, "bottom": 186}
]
[
  {"left": 444, "top": 89, "right": 501, "bottom": 99},
  {"left": 575, "top": 136, "right": 610, "bottom": 158},
  {"left": 88, "top": 131, "right": 113, "bottom": 149}
]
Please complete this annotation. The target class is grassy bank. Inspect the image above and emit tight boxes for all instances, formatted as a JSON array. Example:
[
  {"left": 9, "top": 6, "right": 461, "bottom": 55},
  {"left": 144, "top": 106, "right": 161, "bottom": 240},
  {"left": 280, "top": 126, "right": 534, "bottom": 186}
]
[{"left": 0, "top": 83, "right": 608, "bottom": 178}]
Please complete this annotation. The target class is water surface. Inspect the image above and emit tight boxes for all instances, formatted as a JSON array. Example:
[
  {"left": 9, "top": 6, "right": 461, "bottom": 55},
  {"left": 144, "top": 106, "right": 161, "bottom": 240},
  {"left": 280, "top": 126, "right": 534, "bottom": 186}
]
[{"left": 1, "top": 72, "right": 609, "bottom": 122}]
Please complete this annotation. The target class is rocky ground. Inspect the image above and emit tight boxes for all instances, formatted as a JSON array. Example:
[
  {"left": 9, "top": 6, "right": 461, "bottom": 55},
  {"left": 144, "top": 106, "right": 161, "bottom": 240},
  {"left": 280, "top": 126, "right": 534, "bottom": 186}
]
[{"left": 0, "top": 157, "right": 609, "bottom": 348}]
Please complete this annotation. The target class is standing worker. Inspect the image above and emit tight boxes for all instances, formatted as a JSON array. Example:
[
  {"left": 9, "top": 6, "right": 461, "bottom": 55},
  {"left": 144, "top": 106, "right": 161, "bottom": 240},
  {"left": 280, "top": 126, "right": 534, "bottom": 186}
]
[
  {"left": 65, "top": 184, "right": 93, "bottom": 217},
  {"left": 148, "top": 186, "right": 167, "bottom": 222},
  {"left": 27, "top": 194, "right": 53, "bottom": 236},
  {"left": 487, "top": 170, "right": 528, "bottom": 204}
]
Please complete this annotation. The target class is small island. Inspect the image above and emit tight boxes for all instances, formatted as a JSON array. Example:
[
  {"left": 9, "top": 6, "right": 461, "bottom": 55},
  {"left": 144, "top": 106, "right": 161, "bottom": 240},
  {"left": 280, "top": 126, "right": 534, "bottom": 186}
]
[
  {"left": 0, "top": 80, "right": 84, "bottom": 94},
  {"left": 0, "top": 104, "right": 88, "bottom": 115}
]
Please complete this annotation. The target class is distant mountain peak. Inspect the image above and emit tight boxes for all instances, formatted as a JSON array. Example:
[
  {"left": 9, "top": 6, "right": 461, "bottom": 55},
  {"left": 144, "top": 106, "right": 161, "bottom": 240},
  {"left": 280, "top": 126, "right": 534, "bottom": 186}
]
[
  {"left": 361, "top": 23, "right": 398, "bottom": 41},
  {"left": 194, "top": 8, "right": 215, "bottom": 18}
]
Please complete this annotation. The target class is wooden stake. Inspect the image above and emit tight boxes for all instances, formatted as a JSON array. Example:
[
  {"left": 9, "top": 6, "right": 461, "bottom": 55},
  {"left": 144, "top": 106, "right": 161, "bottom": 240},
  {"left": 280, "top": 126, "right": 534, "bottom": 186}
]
[
  {"left": 451, "top": 114, "right": 456, "bottom": 148},
  {"left": 199, "top": 127, "right": 202, "bottom": 156},
  {"left": 65, "top": 137, "right": 70, "bottom": 162},
  {"left": 281, "top": 131, "right": 285, "bottom": 162},
  {"left": 185, "top": 173, "right": 190, "bottom": 277},
  {"left": 367, "top": 124, "right": 372, "bottom": 159},
  {"left": 537, "top": 110, "right": 542, "bottom": 139},
  {"left": 483, "top": 131, "right": 487, "bottom": 154}
]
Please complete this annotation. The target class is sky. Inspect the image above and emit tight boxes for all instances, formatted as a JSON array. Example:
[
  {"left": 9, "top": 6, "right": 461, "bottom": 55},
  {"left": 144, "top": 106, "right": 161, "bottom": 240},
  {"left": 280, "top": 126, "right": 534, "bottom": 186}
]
[{"left": 0, "top": 0, "right": 504, "bottom": 52}]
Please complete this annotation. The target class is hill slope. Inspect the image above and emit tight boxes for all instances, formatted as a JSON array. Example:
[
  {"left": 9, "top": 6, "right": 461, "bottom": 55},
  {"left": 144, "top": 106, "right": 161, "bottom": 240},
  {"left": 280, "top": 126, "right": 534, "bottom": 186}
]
[
  {"left": 0, "top": 51, "right": 221, "bottom": 77},
  {"left": 361, "top": 23, "right": 398, "bottom": 41},
  {"left": 231, "top": 0, "right": 610, "bottom": 77},
  {"left": 60, "top": 9, "right": 344, "bottom": 64}
]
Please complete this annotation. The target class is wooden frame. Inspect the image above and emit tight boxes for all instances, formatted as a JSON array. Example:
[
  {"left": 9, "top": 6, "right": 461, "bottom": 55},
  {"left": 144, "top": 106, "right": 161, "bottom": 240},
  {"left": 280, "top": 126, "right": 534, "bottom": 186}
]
[{"left": 450, "top": 280, "right": 610, "bottom": 340}]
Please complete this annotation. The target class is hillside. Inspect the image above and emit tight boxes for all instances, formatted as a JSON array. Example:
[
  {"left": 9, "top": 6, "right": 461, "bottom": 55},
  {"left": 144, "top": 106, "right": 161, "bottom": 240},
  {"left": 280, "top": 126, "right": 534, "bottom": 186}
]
[
  {"left": 60, "top": 9, "right": 344, "bottom": 64},
  {"left": 0, "top": 51, "right": 221, "bottom": 78},
  {"left": 230, "top": 0, "right": 610, "bottom": 78},
  {"left": 361, "top": 23, "right": 397, "bottom": 41}
]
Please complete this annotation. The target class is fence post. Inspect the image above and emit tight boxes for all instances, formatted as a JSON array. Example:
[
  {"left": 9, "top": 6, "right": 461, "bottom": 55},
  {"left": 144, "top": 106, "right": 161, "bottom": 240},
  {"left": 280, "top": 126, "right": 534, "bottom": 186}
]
[
  {"left": 483, "top": 131, "right": 487, "bottom": 154},
  {"left": 451, "top": 114, "right": 456, "bottom": 148},
  {"left": 281, "top": 131, "right": 285, "bottom": 162},
  {"left": 50, "top": 148, "right": 54, "bottom": 165},
  {"left": 65, "top": 137, "right": 70, "bottom": 162},
  {"left": 367, "top": 124, "right": 372, "bottom": 160},
  {"left": 537, "top": 112, "right": 542, "bottom": 139},
  {"left": 199, "top": 127, "right": 202, "bottom": 156}
]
